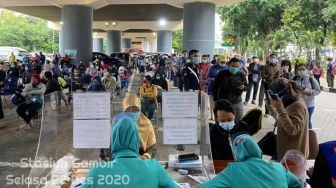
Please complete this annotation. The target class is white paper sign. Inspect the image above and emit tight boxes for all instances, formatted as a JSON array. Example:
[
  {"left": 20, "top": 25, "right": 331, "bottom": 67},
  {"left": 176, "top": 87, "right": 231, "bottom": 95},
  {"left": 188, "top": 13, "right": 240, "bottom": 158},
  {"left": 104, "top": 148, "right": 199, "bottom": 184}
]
[
  {"left": 162, "top": 92, "right": 198, "bottom": 118},
  {"left": 163, "top": 118, "right": 198, "bottom": 145},
  {"left": 73, "top": 93, "right": 111, "bottom": 120},
  {"left": 73, "top": 120, "right": 111, "bottom": 148}
]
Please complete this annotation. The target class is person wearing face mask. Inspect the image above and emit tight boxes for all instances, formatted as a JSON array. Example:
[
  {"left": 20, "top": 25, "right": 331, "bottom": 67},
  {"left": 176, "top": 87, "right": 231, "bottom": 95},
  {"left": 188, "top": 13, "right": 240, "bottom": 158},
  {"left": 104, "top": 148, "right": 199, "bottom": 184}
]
[
  {"left": 199, "top": 55, "right": 211, "bottom": 92},
  {"left": 267, "top": 78, "right": 309, "bottom": 160},
  {"left": 244, "top": 57, "right": 261, "bottom": 105},
  {"left": 207, "top": 58, "right": 228, "bottom": 120},
  {"left": 102, "top": 68, "right": 116, "bottom": 98},
  {"left": 202, "top": 134, "right": 302, "bottom": 188},
  {"left": 17, "top": 73, "right": 46, "bottom": 129},
  {"left": 259, "top": 54, "right": 281, "bottom": 117},
  {"left": 292, "top": 64, "right": 320, "bottom": 129},
  {"left": 122, "top": 94, "right": 157, "bottom": 159},
  {"left": 181, "top": 49, "right": 200, "bottom": 91},
  {"left": 140, "top": 76, "right": 158, "bottom": 120},
  {"left": 209, "top": 100, "right": 250, "bottom": 160},
  {"left": 213, "top": 58, "right": 247, "bottom": 120}
]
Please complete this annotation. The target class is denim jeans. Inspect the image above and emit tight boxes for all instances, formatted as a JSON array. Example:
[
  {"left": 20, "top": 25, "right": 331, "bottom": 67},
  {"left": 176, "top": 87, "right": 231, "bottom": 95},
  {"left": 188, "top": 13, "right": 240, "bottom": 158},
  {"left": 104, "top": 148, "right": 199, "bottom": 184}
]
[
  {"left": 141, "top": 99, "right": 156, "bottom": 120},
  {"left": 308, "top": 107, "right": 315, "bottom": 129}
]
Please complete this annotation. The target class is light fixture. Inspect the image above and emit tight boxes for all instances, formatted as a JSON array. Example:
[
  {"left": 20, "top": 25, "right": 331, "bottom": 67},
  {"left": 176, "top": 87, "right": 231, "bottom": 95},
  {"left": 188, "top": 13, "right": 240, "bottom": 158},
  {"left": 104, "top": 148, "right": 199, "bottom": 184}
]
[
  {"left": 105, "top": 22, "right": 109, "bottom": 26},
  {"left": 60, "top": 21, "right": 63, "bottom": 25},
  {"left": 153, "top": 32, "right": 156, "bottom": 36},
  {"left": 94, "top": 32, "right": 98, "bottom": 36},
  {"left": 112, "top": 22, "right": 116, "bottom": 26},
  {"left": 159, "top": 19, "right": 166, "bottom": 26}
]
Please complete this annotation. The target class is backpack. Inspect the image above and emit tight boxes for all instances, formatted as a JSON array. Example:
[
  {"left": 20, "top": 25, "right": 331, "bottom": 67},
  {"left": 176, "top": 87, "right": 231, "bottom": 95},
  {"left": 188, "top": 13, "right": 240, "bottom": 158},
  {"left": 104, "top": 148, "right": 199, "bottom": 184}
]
[
  {"left": 332, "top": 64, "right": 336, "bottom": 75},
  {"left": 58, "top": 77, "right": 68, "bottom": 89}
]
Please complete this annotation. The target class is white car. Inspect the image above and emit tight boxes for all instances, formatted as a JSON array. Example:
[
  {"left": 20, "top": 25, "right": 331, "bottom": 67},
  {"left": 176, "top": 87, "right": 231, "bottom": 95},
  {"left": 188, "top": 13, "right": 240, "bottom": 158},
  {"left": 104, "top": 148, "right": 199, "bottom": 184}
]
[{"left": 0, "top": 46, "right": 31, "bottom": 63}]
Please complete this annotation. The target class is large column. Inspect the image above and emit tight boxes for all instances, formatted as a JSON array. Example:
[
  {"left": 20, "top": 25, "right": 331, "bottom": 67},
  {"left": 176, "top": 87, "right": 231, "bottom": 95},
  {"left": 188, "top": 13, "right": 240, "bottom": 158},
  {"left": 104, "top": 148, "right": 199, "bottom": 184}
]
[
  {"left": 183, "top": 2, "right": 215, "bottom": 55},
  {"left": 58, "top": 31, "right": 63, "bottom": 54},
  {"left": 157, "top": 30, "right": 172, "bottom": 54},
  {"left": 93, "top": 38, "right": 103, "bottom": 52},
  {"left": 151, "top": 38, "right": 157, "bottom": 53},
  {"left": 106, "top": 30, "right": 121, "bottom": 54},
  {"left": 142, "top": 40, "right": 150, "bottom": 52},
  {"left": 122, "top": 38, "right": 132, "bottom": 49},
  {"left": 61, "top": 5, "right": 92, "bottom": 66}
]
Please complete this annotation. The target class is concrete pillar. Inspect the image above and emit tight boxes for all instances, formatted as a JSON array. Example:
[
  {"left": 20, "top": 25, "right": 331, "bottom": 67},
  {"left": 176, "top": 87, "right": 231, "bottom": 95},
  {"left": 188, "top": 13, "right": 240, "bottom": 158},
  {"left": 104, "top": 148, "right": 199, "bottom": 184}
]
[
  {"left": 183, "top": 2, "right": 215, "bottom": 55},
  {"left": 157, "top": 30, "right": 172, "bottom": 54},
  {"left": 58, "top": 31, "right": 62, "bottom": 54},
  {"left": 106, "top": 30, "right": 121, "bottom": 54},
  {"left": 142, "top": 40, "right": 150, "bottom": 52},
  {"left": 151, "top": 38, "right": 157, "bottom": 53},
  {"left": 61, "top": 5, "right": 92, "bottom": 66},
  {"left": 122, "top": 38, "right": 132, "bottom": 49},
  {"left": 93, "top": 38, "right": 103, "bottom": 52}
]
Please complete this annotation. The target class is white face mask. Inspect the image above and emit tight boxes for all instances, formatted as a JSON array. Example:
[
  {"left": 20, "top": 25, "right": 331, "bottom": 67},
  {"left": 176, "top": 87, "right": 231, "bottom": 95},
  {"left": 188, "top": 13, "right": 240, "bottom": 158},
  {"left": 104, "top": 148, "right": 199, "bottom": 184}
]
[{"left": 219, "top": 121, "right": 235, "bottom": 131}]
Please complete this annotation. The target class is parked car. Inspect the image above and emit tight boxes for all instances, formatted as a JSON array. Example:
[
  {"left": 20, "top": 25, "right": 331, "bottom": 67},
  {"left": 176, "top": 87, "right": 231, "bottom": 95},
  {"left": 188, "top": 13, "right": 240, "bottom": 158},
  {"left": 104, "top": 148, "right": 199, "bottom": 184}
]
[{"left": 0, "top": 46, "right": 31, "bottom": 63}]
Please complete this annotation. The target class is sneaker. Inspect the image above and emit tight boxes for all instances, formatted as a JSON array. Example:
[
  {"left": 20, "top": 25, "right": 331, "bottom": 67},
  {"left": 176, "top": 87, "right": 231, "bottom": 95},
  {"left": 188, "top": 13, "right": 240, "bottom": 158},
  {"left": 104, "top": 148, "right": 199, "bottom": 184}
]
[
  {"left": 243, "top": 101, "right": 248, "bottom": 105},
  {"left": 252, "top": 100, "right": 256, "bottom": 105}
]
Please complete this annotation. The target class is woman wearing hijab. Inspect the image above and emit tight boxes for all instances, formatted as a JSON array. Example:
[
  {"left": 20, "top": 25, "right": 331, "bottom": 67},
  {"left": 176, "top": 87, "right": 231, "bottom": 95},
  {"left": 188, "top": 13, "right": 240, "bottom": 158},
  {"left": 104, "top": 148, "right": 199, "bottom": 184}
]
[
  {"left": 267, "top": 78, "right": 309, "bottom": 160},
  {"left": 122, "top": 94, "right": 157, "bottom": 159},
  {"left": 87, "top": 76, "right": 106, "bottom": 92},
  {"left": 202, "top": 134, "right": 301, "bottom": 188},
  {"left": 82, "top": 117, "right": 178, "bottom": 188}
]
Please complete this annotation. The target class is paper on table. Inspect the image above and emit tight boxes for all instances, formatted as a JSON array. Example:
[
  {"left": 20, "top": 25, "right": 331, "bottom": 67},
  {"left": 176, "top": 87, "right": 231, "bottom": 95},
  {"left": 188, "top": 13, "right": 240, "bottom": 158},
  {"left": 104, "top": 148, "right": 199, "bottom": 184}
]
[
  {"left": 73, "top": 120, "right": 111, "bottom": 148},
  {"left": 73, "top": 93, "right": 111, "bottom": 120}
]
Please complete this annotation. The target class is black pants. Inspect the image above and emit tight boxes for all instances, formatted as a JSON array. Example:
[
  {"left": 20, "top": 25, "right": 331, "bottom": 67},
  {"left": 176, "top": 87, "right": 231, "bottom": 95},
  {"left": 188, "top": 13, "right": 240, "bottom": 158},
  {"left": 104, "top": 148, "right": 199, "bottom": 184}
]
[
  {"left": 314, "top": 74, "right": 321, "bottom": 86},
  {"left": 245, "top": 80, "right": 260, "bottom": 102},
  {"left": 0, "top": 95, "right": 3, "bottom": 119},
  {"left": 17, "top": 103, "right": 40, "bottom": 124},
  {"left": 258, "top": 81, "right": 269, "bottom": 114}
]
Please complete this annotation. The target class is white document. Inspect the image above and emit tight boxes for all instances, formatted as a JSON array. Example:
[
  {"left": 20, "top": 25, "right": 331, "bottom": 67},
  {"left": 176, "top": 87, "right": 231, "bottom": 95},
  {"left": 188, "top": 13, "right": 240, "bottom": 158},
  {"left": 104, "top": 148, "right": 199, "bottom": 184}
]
[
  {"left": 163, "top": 118, "right": 198, "bottom": 145},
  {"left": 162, "top": 92, "right": 198, "bottom": 118},
  {"left": 73, "top": 120, "right": 111, "bottom": 148},
  {"left": 73, "top": 92, "right": 111, "bottom": 120}
]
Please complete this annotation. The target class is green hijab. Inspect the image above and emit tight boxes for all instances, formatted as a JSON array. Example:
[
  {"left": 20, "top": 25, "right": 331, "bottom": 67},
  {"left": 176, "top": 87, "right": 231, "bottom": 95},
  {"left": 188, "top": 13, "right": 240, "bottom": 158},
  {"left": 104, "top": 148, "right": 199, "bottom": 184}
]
[
  {"left": 111, "top": 117, "right": 140, "bottom": 159},
  {"left": 232, "top": 134, "right": 263, "bottom": 162}
]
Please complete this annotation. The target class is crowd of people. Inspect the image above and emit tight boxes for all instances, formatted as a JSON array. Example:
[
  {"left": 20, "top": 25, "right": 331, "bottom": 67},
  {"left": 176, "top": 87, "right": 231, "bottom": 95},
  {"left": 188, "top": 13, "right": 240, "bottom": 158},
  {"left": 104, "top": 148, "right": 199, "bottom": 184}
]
[{"left": 0, "top": 49, "right": 335, "bottom": 187}]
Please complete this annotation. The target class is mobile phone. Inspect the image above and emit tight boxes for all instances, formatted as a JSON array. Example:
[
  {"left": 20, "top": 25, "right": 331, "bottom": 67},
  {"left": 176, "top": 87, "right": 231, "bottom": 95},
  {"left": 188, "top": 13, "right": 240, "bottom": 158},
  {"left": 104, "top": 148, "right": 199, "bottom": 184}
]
[{"left": 178, "top": 153, "right": 199, "bottom": 162}]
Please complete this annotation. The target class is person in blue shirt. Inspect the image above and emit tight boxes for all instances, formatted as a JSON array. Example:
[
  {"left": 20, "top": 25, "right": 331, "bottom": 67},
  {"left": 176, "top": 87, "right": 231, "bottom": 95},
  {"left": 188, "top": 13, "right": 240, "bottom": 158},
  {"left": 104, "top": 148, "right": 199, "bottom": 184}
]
[
  {"left": 201, "top": 134, "right": 302, "bottom": 188},
  {"left": 81, "top": 117, "right": 178, "bottom": 188},
  {"left": 207, "top": 59, "right": 228, "bottom": 120}
]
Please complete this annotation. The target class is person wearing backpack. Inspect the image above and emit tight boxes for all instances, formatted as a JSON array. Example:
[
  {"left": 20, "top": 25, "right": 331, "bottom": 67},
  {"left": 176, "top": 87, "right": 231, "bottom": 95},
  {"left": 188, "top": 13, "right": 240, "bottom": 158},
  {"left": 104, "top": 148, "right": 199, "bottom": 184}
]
[
  {"left": 326, "top": 57, "right": 335, "bottom": 88},
  {"left": 293, "top": 63, "right": 321, "bottom": 129}
]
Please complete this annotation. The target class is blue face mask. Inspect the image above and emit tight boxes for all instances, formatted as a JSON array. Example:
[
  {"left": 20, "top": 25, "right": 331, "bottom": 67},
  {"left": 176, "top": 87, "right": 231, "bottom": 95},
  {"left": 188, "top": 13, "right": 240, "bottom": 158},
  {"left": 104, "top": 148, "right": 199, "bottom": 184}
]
[
  {"left": 132, "top": 112, "right": 140, "bottom": 123},
  {"left": 229, "top": 67, "right": 240, "bottom": 75},
  {"left": 219, "top": 121, "right": 235, "bottom": 131},
  {"left": 192, "top": 57, "right": 201, "bottom": 64},
  {"left": 298, "top": 70, "right": 308, "bottom": 77}
]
